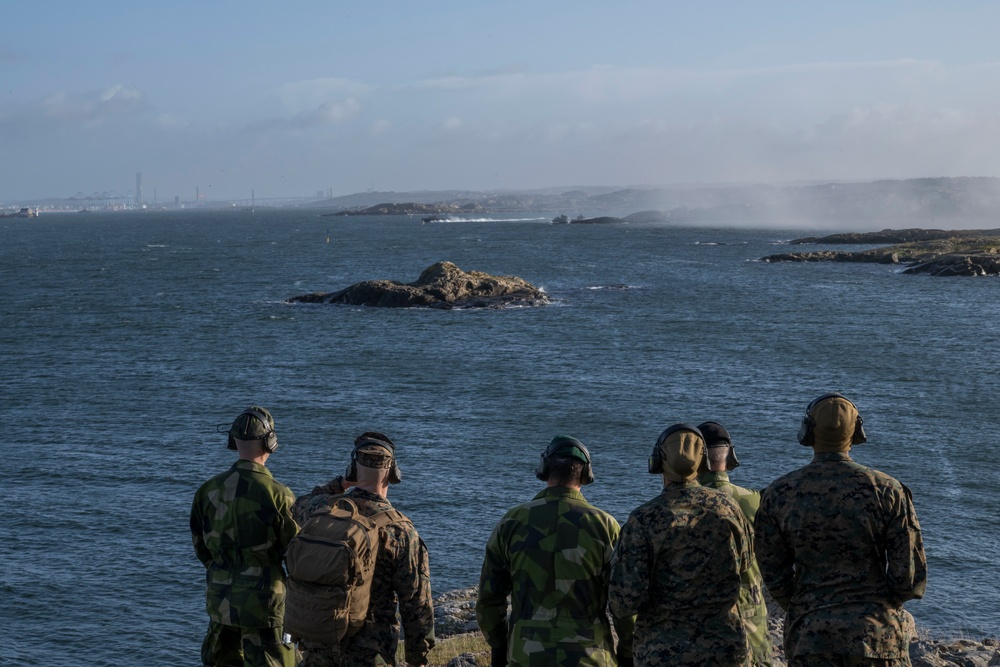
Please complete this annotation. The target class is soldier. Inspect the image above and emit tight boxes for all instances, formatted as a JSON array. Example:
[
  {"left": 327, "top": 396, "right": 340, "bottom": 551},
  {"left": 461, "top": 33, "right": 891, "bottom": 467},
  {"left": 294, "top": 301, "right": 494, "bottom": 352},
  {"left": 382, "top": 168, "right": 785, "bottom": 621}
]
[
  {"left": 476, "top": 435, "right": 634, "bottom": 667},
  {"left": 190, "top": 406, "right": 298, "bottom": 667},
  {"left": 291, "top": 432, "right": 434, "bottom": 667},
  {"left": 754, "top": 393, "right": 927, "bottom": 667},
  {"left": 697, "top": 421, "right": 773, "bottom": 667},
  {"left": 609, "top": 423, "right": 752, "bottom": 667}
]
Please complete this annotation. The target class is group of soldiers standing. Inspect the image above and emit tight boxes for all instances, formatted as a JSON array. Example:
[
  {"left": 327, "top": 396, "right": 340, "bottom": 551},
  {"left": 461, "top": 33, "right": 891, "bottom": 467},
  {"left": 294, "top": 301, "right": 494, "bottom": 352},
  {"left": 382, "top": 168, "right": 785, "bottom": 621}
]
[{"left": 191, "top": 392, "right": 927, "bottom": 667}]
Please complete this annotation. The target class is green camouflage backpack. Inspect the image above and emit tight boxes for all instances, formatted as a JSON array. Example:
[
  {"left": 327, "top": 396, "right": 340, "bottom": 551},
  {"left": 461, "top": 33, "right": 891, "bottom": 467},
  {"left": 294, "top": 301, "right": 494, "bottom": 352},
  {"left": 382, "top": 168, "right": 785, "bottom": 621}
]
[{"left": 283, "top": 496, "right": 409, "bottom": 646}]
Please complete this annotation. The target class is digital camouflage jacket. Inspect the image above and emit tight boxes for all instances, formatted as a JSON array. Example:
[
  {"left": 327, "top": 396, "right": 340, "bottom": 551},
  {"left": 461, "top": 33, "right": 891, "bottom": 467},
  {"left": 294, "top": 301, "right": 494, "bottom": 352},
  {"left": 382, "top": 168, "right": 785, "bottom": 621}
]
[
  {"left": 609, "top": 482, "right": 753, "bottom": 667},
  {"left": 754, "top": 451, "right": 927, "bottom": 661},
  {"left": 476, "top": 486, "right": 634, "bottom": 667},
  {"left": 190, "top": 459, "right": 299, "bottom": 629},
  {"left": 292, "top": 479, "right": 435, "bottom": 667},
  {"left": 699, "top": 471, "right": 773, "bottom": 667}
]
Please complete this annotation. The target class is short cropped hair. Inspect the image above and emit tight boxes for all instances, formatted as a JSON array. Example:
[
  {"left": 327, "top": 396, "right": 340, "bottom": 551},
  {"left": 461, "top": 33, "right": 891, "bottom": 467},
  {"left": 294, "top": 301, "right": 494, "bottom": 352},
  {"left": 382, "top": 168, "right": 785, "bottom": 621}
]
[{"left": 547, "top": 457, "right": 585, "bottom": 486}]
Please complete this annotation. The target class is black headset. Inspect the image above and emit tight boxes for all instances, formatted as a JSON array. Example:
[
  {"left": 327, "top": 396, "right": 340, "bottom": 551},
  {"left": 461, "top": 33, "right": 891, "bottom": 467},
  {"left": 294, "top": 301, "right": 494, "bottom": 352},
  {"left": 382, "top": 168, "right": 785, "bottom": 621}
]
[
  {"left": 648, "top": 423, "right": 706, "bottom": 474},
  {"left": 697, "top": 421, "right": 741, "bottom": 471},
  {"left": 797, "top": 393, "right": 867, "bottom": 446},
  {"left": 226, "top": 407, "right": 278, "bottom": 453},
  {"left": 535, "top": 436, "right": 594, "bottom": 485},
  {"left": 346, "top": 432, "right": 402, "bottom": 484}
]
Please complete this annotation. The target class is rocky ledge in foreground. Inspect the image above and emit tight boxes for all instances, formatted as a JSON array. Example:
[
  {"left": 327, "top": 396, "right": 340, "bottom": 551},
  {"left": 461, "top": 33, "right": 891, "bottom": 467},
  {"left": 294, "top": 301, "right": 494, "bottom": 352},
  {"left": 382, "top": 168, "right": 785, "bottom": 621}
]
[
  {"left": 761, "top": 232, "right": 1000, "bottom": 276},
  {"left": 286, "top": 261, "right": 550, "bottom": 309},
  {"left": 433, "top": 587, "right": 1000, "bottom": 667}
]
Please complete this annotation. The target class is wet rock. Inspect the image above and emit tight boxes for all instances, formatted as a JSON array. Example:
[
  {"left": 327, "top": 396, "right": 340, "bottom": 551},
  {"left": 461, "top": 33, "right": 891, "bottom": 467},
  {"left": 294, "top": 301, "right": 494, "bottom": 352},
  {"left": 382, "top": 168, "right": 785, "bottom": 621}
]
[{"left": 287, "top": 262, "right": 550, "bottom": 309}]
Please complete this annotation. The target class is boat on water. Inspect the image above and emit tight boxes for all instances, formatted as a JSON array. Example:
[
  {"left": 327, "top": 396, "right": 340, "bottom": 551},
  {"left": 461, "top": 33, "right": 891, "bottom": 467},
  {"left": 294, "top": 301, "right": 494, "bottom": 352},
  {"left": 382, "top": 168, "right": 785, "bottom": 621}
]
[
  {"left": 0, "top": 207, "right": 39, "bottom": 219},
  {"left": 421, "top": 214, "right": 453, "bottom": 223}
]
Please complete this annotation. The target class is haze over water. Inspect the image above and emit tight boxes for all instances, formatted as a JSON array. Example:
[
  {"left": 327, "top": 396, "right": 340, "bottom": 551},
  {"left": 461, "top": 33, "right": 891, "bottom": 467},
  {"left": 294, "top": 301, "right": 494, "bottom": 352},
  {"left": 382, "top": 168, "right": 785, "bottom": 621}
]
[{"left": 2, "top": 210, "right": 998, "bottom": 666}]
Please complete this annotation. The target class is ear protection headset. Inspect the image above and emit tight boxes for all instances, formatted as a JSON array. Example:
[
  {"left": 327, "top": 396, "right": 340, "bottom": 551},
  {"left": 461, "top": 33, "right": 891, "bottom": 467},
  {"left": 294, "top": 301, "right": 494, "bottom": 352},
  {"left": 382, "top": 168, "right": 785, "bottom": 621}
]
[
  {"left": 226, "top": 408, "right": 278, "bottom": 453},
  {"left": 797, "top": 392, "right": 867, "bottom": 446},
  {"left": 649, "top": 423, "right": 706, "bottom": 474},
  {"left": 346, "top": 432, "right": 402, "bottom": 484},
  {"left": 535, "top": 436, "right": 594, "bottom": 485},
  {"left": 696, "top": 421, "right": 741, "bottom": 471}
]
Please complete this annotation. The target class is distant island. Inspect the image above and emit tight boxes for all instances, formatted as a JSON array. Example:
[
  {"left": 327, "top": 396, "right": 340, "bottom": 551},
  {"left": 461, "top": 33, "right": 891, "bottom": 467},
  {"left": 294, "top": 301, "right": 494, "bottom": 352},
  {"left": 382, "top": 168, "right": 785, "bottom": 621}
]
[{"left": 761, "top": 228, "right": 1000, "bottom": 276}]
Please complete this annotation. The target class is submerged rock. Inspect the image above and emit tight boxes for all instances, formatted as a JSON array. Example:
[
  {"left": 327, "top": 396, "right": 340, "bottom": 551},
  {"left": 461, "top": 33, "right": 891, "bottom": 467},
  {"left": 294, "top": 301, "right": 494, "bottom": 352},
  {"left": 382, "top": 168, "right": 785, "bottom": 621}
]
[{"left": 287, "top": 261, "right": 550, "bottom": 309}]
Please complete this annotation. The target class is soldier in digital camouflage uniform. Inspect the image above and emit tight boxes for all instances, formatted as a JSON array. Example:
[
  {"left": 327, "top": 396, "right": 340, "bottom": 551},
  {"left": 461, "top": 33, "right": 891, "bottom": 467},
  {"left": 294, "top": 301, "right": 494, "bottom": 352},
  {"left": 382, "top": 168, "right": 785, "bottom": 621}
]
[
  {"left": 610, "top": 423, "right": 753, "bottom": 667},
  {"left": 476, "top": 435, "right": 634, "bottom": 667},
  {"left": 191, "top": 406, "right": 298, "bottom": 667},
  {"left": 697, "top": 421, "right": 774, "bottom": 667},
  {"left": 291, "top": 432, "right": 434, "bottom": 667},
  {"left": 754, "top": 393, "right": 927, "bottom": 667}
]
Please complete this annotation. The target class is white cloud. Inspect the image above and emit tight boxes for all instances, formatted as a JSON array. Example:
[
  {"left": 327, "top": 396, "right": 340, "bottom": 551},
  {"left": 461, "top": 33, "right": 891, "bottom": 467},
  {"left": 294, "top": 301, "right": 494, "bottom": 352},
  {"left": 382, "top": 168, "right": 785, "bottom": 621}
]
[
  {"left": 38, "top": 84, "right": 145, "bottom": 123},
  {"left": 275, "top": 77, "right": 373, "bottom": 113}
]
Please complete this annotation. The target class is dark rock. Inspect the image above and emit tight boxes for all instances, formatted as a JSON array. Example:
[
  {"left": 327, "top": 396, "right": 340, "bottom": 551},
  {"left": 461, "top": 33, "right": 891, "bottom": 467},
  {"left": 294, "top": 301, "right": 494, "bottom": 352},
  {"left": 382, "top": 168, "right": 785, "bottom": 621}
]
[
  {"left": 286, "top": 262, "right": 550, "bottom": 309},
  {"left": 569, "top": 216, "right": 625, "bottom": 224}
]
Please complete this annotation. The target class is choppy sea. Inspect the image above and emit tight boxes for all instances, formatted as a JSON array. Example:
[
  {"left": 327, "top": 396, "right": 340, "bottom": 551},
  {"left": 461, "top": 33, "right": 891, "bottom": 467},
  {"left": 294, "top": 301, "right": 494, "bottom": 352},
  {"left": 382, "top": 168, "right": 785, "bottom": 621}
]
[{"left": 2, "top": 210, "right": 998, "bottom": 666}]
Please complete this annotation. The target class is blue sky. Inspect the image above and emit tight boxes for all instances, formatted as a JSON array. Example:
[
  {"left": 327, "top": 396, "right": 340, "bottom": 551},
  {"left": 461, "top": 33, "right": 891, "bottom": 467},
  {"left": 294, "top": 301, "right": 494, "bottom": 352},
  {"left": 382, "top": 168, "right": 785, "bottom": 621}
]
[{"left": 4, "top": 1, "right": 1000, "bottom": 201}]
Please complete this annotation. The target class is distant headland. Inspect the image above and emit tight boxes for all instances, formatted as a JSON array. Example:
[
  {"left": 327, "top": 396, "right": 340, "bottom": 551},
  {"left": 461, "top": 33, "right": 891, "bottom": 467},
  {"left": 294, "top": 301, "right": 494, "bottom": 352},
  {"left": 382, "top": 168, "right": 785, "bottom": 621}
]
[{"left": 760, "top": 228, "right": 1000, "bottom": 276}]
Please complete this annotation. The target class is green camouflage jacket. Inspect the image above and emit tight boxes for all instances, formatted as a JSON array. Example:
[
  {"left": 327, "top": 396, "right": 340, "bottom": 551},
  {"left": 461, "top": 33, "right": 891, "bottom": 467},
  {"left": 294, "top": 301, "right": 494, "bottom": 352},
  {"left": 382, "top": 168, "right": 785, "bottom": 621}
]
[
  {"left": 292, "top": 479, "right": 435, "bottom": 666},
  {"left": 609, "top": 482, "right": 752, "bottom": 667},
  {"left": 699, "top": 471, "right": 772, "bottom": 667},
  {"left": 476, "top": 486, "right": 634, "bottom": 667},
  {"left": 755, "top": 451, "right": 927, "bottom": 660},
  {"left": 190, "top": 459, "right": 298, "bottom": 628}
]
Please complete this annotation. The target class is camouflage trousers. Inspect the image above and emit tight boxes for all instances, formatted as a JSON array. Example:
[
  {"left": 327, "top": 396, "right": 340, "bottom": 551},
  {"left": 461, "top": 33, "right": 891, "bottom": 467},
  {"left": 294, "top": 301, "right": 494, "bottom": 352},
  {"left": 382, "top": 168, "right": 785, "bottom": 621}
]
[
  {"left": 298, "top": 643, "right": 391, "bottom": 667},
  {"left": 745, "top": 611, "right": 775, "bottom": 667},
  {"left": 201, "top": 621, "right": 296, "bottom": 667},
  {"left": 789, "top": 655, "right": 911, "bottom": 667}
]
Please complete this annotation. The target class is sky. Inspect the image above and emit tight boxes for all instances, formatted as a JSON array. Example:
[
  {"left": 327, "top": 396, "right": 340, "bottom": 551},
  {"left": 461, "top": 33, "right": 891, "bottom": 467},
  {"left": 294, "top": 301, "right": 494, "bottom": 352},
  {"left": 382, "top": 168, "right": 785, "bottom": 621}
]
[{"left": 5, "top": 1, "right": 1000, "bottom": 202}]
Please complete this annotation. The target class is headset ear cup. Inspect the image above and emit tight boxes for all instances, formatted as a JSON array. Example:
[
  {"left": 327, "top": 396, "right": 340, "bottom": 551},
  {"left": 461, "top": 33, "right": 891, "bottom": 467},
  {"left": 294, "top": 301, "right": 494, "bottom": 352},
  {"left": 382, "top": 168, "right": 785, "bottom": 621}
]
[
  {"left": 852, "top": 416, "right": 868, "bottom": 445},
  {"left": 581, "top": 462, "right": 594, "bottom": 485},
  {"left": 227, "top": 433, "right": 237, "bottom": 450},
  {"left": 797, "top": 416, "right": 814, "bottom": 446},
  {"left": 535, "top": 454, "right": 550, "bottom": 481},
  {"left": 345, "top": 461, "right": 358, "bottom": 482},
  {"left": 648, "top": 449, "right": 663, "bottom": 474},
  {"left": 388, "top": 462, "right": 402, "bottom": 484},
  {"left": 726, "top": 445, "right": 741, "bottom": 470}
]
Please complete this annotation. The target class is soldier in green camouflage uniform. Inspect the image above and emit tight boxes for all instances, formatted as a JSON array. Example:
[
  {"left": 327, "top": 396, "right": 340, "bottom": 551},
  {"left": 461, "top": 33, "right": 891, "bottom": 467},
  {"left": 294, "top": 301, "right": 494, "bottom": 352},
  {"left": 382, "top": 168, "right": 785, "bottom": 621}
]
[
  {"left": 476, "top": 435, "right": 634, "bottom": 667},
  {"left": 291, "top": 432, "right": 434, "bottom": 667},
  {"left": 190, "top": 406, "right": 298, "bottom": 667},
  {"left": 697, "top": 421, "right": 773, "bottom": 667},
  {"left": 610, "top": 423, "right": 753, "bottom": 667},
  {"left": 754, "top": 393, "right": 927, "bottom": 667}
]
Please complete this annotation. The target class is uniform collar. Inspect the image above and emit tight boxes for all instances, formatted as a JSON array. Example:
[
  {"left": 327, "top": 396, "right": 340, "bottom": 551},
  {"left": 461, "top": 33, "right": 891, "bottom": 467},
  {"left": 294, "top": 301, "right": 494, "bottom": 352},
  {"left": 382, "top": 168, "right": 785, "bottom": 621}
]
[
  {"left": 534, "top": 486, "right": 586, "bottom": 502},
  {"left": 698, "top": 470, "right": 730, "bottom": 484},
  {"left": 233, "top": 459, "right": 271, "bottom": 476},
  {"left": 812, "top": 451, "right": 853, "bottom": 463}
]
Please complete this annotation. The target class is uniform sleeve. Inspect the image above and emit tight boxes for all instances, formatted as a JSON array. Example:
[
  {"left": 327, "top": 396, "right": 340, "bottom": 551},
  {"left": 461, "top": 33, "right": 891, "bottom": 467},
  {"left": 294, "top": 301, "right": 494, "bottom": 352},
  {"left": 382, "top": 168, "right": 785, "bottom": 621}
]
[
  {"left": 476, "top": 521, "right": 513, "bottom": 649},
  {"left": 274, "top": 486, "right": 299, "bottom": 555},
  {"left": 753, "top": 490, "right": 794, "bottom": 610},
  {"left": 884, "top": 482, "right": 928, "bottom": 604},
  {"left": 190, "top": 492, "right": 212, "bottom": 568},
  {"left": 608, "top": 515, "right": 650, "bottom": 619},
  {"left": 606, "top": 518, "right": 635, "bottom": 664},
  {"left": 393, "top": 524, "right": 435, "bottom": 665}
]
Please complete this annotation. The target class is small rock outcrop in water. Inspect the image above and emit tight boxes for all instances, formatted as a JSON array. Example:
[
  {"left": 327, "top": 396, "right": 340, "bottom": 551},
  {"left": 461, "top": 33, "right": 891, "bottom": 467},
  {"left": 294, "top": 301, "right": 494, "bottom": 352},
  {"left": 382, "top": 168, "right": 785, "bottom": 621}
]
[{"left": 286, "top": 262, "right": 550, "bottom": 309}]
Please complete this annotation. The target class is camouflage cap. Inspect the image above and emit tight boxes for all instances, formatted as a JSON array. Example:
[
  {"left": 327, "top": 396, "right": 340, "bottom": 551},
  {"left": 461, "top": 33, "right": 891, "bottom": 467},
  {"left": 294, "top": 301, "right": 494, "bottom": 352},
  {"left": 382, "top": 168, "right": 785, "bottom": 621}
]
[
  {"left": 353, "top": 431, "right": 395, "bottom": 469},
  {"left": 809, "top": 396, "right": 858, "bottom": 453},
  {"left": 659, "top": 429, "right": 706, "bottom": 483},
  {"left": 230, "top": 406, "right": 274, "bottom": 440},
  {"left": 547, "top": 435, "right": 590, "bottom": 464}
]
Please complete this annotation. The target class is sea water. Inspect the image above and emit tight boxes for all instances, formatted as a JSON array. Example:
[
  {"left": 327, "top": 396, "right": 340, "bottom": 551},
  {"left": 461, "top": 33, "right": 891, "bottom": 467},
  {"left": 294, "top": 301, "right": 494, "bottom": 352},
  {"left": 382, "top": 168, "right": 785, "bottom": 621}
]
[{"left": 2, "top": 210, "right": 998, "bottom": 665}]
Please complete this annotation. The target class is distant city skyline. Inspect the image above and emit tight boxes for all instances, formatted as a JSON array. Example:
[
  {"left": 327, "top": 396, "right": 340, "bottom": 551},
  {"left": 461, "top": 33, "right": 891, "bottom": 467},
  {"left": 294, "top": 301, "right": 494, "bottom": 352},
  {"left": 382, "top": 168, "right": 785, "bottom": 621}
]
[{"left": 4, "top": 2, "right": 1000, "bottom": 202}]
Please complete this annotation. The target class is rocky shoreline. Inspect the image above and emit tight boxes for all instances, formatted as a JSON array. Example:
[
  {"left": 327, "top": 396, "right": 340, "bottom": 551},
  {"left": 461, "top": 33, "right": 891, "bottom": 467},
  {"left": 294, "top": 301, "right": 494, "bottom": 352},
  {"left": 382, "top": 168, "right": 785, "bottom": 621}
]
[
  {"left": 761, "top": 228, "right": 1000, "bottom": 276},
  {"left": 432, "top": 587, "right": 1000, "bottom": 666}
]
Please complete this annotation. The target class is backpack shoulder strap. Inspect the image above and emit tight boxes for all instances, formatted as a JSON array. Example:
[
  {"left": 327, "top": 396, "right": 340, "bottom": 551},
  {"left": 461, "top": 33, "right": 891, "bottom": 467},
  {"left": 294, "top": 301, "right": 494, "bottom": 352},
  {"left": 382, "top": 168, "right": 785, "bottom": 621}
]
[{"left": 368, "top": 507, "right": 411, "bottom": 530}]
